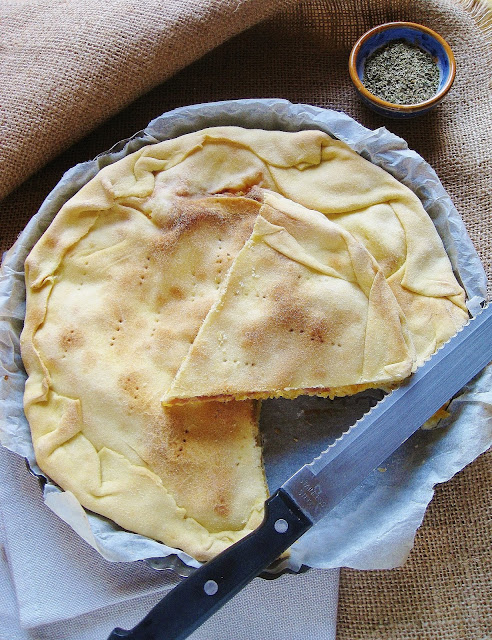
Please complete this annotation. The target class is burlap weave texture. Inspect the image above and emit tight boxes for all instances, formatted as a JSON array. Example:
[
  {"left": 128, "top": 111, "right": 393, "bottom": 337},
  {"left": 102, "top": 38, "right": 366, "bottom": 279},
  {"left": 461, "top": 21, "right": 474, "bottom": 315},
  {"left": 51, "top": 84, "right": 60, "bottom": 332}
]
[
  {"left": 0, "top": 0, "right": 299, "bottom": 201},
  {"left": 0, "top": 1, "right": 490, "bottom": 639}
]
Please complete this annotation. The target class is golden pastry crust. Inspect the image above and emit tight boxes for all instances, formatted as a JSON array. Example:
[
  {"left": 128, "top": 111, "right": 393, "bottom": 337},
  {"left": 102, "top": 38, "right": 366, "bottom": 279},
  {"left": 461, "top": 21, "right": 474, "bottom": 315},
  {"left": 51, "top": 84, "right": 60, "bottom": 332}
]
[
  {"left": 21, "top": 126, "right": 468, "bottom": 561},
  {"left": 162, "top": 196, "right": 416, "bottom": 406},
  {"left": 21, "top": 193, "right": 267, "bottom": 562}
]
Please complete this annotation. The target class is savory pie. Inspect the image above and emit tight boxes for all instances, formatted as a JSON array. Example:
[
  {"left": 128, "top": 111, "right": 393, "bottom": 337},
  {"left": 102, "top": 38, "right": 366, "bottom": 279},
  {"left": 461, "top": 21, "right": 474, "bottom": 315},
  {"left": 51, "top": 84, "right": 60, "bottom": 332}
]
[{"left": 21, "top": 126, "right": 468, "bottom": 561}]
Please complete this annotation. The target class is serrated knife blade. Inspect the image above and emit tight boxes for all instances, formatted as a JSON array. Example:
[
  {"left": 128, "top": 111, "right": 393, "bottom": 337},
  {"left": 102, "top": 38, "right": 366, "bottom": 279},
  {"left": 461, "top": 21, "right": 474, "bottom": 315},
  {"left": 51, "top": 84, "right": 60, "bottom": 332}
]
[{"left": 108, "top": 303, "right": 492, "bottom": 640}]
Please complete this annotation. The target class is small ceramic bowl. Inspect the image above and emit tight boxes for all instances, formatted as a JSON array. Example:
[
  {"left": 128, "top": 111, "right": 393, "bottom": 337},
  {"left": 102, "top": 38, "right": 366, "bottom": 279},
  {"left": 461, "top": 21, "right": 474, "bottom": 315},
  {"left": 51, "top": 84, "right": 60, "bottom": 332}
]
[{"left": 349, "top": 22, "right": 456, "bottom": 118}]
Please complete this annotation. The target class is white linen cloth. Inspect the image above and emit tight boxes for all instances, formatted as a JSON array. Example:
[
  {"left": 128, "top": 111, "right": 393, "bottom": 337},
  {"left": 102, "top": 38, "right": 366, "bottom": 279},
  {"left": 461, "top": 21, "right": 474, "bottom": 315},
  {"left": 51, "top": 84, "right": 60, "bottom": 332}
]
[{"left": 0, "top": 445, "right": 339, "bottom": 640}]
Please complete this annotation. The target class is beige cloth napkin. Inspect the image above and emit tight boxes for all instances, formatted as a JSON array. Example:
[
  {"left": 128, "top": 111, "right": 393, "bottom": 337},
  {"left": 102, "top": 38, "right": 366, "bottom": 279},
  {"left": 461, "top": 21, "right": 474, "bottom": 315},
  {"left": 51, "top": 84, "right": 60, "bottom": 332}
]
[{"left": 0, "top": 0, "right": 491, "bottom": 638}]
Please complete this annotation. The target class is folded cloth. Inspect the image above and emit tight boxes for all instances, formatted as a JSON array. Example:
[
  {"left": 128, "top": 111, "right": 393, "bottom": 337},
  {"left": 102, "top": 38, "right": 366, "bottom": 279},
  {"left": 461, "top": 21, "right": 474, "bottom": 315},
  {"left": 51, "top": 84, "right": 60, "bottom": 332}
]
[
  {"left": 0, "top": 445, "right": 339, "bottom": 639},
  {"left": 0, "top": 0, "right": 299, "bottom": 201}
]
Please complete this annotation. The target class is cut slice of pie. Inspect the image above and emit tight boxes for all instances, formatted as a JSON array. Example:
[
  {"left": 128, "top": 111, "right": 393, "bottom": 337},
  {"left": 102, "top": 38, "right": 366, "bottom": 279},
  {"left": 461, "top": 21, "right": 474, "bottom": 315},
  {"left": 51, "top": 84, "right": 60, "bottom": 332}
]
[{"left": 162, "top": 194, "right": 416, "bottom": 406}]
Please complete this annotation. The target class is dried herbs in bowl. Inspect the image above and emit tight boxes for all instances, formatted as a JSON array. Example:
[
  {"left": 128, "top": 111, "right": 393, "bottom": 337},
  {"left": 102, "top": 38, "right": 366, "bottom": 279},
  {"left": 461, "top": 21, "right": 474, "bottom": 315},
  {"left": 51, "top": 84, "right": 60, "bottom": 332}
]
[{"left": 349, "top": 22, "right": 456, "bottom": 118}]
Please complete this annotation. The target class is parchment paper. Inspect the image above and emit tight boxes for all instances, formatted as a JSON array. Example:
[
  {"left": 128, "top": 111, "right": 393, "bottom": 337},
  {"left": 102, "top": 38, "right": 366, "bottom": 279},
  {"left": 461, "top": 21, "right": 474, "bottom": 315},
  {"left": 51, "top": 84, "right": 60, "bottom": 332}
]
[{"left": 0, "top": 99, "right": 490, "bottom": 572}]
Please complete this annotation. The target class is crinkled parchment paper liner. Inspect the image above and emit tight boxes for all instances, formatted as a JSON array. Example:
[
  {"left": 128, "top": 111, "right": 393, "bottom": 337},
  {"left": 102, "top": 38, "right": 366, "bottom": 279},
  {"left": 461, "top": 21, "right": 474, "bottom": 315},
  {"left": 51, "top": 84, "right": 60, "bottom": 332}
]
[{"left": 0, "top": 99, "right": 490, "bottom": 574}]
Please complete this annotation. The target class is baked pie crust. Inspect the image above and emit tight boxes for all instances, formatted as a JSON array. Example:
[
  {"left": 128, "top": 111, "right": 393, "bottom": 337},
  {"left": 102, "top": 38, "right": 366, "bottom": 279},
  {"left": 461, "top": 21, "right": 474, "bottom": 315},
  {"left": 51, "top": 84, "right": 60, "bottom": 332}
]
[{"left": 21, "top": 127, "right": 468, "bottom": 560}]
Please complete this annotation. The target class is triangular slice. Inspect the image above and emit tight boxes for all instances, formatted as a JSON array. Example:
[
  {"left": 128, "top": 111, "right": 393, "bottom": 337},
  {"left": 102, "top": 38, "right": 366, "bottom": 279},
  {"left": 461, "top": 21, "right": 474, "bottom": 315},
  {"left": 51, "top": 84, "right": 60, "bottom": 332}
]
[{"left": 162, "top": 194, "right": 416, "bottom": 406}]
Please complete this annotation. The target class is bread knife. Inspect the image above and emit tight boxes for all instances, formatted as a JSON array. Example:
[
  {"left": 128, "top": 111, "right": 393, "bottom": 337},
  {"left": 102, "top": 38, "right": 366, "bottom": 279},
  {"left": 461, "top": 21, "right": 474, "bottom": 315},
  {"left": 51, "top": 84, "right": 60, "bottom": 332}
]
[{"left": 107, "top": 303, "right": 492, "bottom": 640}]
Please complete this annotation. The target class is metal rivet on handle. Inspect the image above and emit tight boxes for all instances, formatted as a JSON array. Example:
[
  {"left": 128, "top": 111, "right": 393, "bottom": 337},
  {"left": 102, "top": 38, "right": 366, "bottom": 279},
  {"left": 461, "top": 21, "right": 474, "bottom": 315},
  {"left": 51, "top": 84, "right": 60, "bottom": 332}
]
[
  {"left": 274, "top": 518, "right": 289, "bottom": 533},
  {"left": 203, "top": 580, "right": 219, "bottom": 596}
]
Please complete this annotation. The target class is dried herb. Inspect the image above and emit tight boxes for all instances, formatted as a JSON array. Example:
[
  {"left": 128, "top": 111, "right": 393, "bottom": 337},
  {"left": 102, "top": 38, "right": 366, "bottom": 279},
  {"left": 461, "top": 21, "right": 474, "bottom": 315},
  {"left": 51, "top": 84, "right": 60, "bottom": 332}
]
[{"left": 363, "top": 40, "right": 440, "bottom": 105}]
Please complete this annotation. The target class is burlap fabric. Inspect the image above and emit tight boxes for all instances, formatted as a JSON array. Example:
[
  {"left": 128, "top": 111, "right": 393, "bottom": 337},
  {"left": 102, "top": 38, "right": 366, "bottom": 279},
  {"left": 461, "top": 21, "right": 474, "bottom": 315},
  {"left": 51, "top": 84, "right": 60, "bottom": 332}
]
[{"left": 1, "top": 0, "right": 490, "bottom": 638}]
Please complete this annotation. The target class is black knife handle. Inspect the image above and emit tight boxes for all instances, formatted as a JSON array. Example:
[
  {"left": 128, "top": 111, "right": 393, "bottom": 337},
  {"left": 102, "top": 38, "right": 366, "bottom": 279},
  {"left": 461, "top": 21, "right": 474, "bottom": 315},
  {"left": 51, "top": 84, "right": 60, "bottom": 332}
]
[{"left": 107, "top": 489, "right": 312, "bottom": 640}]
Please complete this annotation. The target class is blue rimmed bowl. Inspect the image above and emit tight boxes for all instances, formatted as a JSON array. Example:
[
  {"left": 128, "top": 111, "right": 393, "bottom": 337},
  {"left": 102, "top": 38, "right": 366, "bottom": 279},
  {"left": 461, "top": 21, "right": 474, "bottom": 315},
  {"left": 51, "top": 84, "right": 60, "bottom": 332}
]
[{"left": 349, "top": 22, "right": 456, "bottom": 118}]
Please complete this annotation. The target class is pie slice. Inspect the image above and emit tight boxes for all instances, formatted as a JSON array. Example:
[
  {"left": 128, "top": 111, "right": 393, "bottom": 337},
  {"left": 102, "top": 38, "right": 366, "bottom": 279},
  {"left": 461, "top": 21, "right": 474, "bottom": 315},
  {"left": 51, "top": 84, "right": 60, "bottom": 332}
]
[{"left": 162, "top": 194, "right": 416, "bottom": 405}]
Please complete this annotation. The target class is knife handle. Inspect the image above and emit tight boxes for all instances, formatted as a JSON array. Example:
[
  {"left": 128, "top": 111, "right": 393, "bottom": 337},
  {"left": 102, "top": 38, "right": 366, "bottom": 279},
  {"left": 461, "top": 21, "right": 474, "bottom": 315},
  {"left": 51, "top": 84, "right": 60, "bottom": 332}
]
[{"left": 107, "top": 489, "right": 312, "bottom": 640}]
